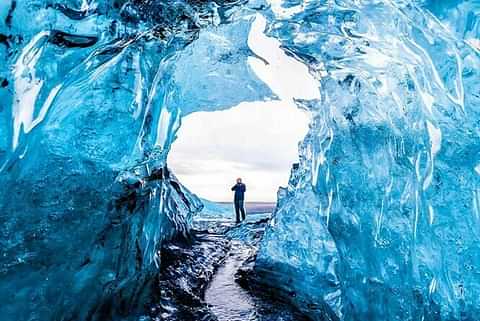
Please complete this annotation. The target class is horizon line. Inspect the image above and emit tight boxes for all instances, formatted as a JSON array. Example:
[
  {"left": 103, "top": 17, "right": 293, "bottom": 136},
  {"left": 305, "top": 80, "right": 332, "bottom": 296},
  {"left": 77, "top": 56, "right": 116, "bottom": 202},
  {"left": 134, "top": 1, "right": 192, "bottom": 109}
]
[{"left": 210, "top": 200, "right": 277, "bottom": 204}]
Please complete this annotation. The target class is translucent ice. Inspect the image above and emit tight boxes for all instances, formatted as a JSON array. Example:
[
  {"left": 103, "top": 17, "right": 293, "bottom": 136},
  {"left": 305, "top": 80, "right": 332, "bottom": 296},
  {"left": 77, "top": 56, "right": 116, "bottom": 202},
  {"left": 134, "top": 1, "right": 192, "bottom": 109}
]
[
  {"left": 1, "top": 0, "right": 479, "bottom": 320},
  {"left": 256, "top": 0, "right": 480, "bottom": 320},
  {"left": 0, "top": 1, "right": 269, "bottom": 320}
]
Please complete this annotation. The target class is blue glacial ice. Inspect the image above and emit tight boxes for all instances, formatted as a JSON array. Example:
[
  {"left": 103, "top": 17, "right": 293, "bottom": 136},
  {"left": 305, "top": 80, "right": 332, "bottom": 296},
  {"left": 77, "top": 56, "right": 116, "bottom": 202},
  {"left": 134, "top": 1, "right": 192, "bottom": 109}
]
[
  {"left": 255, "top": 0, "right": 480, "bottom": 320},
  {"left": 0, "top": 0, "right": 479, "bottom": 320},
  {"left": 0, "top": 1, "right": 271, "bottom": 320}
]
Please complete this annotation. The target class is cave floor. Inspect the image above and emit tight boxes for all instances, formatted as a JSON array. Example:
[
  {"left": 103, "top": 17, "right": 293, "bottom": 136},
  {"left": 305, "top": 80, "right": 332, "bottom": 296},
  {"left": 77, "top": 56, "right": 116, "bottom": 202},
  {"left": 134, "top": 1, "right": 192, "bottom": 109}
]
[{"left": 154, "top": 214, "right": 311, "bottom": 321}]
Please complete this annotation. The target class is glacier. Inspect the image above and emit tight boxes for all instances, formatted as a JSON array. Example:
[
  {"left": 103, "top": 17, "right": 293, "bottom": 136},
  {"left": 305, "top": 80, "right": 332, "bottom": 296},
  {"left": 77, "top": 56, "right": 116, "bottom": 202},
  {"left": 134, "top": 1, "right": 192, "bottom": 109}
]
[
  {"left": 254, "top": 1, "right": 480, "bottom": 321},
  {"left": 0, "top": 0, "right": 272, "bottom": 320},
  {"left": 1, "top": 0, "right": 479, "bottom": 321}
]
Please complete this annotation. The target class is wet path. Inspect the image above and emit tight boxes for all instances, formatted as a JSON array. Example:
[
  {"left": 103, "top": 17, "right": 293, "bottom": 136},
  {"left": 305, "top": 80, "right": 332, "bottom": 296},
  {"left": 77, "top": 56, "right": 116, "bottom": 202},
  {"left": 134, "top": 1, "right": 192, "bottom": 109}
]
[
  {"left": 200, "top": 216, "right": 311, "bottom": 321},
  {"left": 155, "top": 214, "right": 310, "bottom": 321},
  {"left": 205, "top": 240, "right": 256, "bottom": 320}
]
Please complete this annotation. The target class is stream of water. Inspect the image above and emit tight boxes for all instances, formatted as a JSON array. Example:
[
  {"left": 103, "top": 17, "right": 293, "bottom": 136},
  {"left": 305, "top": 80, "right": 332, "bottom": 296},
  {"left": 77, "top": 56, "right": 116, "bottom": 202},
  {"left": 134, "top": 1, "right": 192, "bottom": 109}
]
[
  {"left": 198, "top": 214, "right": 311, "bottom": 321},
  {"left": 205, "top": 240, "right": 257, "bottom": 320}
]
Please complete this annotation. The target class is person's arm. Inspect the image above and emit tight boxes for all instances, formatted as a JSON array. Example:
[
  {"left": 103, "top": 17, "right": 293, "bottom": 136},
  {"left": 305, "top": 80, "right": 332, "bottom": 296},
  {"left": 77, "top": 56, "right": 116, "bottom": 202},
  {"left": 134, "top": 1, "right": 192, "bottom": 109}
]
[
  {"left": 231, "top": 185, "right": 236, "bottom": 191},
  {"left": 242, "top": 184, "right": 246, "bottom": 192}
]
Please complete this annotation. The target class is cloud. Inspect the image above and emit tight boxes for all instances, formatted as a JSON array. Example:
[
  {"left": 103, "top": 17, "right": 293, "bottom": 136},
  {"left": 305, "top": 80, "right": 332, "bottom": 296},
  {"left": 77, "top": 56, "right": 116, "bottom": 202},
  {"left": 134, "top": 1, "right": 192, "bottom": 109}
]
[{"left": 168, "top": 100, "right": 309, "bottom": 201}]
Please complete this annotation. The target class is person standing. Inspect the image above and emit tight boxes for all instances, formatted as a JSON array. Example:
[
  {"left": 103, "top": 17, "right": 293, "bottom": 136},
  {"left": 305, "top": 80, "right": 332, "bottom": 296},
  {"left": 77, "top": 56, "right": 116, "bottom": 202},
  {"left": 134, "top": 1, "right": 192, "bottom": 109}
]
[{"left": 231, "top": 178, "right": 246, "bottom": 223}]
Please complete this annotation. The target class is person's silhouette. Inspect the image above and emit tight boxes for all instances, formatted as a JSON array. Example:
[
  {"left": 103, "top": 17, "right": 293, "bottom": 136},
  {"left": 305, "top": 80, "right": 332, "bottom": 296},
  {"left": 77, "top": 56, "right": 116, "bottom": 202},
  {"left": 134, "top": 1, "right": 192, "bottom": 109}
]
[{"left": 231, "top": 178, "right": 246, "bottom": 223}]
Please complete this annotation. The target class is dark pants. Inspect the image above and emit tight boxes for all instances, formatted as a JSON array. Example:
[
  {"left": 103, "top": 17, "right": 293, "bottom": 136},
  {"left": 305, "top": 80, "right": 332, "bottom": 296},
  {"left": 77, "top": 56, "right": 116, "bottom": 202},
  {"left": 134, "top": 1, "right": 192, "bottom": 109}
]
[{"left": 234, "top": 199, "right": 246, "bottom": 222}]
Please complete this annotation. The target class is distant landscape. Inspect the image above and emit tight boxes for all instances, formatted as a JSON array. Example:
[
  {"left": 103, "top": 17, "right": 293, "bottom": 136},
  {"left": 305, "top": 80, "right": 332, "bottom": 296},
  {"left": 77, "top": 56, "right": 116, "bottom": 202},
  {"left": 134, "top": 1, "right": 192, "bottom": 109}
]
[{"left": 218, "top": 202, "right": 276, "bottom": 214}]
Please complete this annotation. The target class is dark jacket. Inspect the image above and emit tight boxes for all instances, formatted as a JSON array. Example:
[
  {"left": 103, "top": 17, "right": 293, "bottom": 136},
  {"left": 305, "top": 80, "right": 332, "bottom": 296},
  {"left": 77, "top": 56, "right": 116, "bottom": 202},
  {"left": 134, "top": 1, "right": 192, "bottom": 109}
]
[{"left": 231, "top": 183, "right": 246, "bottom": 202}]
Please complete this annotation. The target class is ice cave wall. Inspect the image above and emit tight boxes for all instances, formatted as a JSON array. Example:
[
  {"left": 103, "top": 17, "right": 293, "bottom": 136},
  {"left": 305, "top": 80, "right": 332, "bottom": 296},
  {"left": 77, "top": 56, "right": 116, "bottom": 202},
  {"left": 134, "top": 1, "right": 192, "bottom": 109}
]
[
  {"left": 256, "top": 1, "right": 480, "bottom": 321},
  {"left": 0, "top": 1, "right": 272, "bottom": 320},
  {"left": 1, "top": 0, "right": 479, "bottom": 321}
]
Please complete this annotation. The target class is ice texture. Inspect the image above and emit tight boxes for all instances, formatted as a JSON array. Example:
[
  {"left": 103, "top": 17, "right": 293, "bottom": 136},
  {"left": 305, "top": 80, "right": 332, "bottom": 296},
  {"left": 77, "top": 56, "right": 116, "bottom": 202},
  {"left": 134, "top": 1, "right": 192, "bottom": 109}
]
[
  {"left": 1, "top": 0, "right": 479, "bottom": 321},
  {"left": 197, "top": 198, "right": 233, "bottom": 219},
  {"left": 0, "top": 1, "right": 270, "bottom": 320},
  {"left": 256, "top": 0, "right": 480, "bottom": 320}
]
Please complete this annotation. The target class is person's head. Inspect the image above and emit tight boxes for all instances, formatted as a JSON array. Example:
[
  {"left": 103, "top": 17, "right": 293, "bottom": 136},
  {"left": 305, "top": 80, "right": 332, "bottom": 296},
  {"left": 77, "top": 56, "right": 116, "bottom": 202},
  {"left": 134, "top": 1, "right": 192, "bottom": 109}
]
[{"left": 236, "top": 177, "right": 242, "bottom": 184}]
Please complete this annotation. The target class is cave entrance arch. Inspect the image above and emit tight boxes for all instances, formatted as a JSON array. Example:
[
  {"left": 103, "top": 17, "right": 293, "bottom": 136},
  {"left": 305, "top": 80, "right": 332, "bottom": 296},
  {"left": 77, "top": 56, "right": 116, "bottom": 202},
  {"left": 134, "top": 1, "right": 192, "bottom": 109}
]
[{"left": 167, "top": 14, "right": 319, "bottom": 218}]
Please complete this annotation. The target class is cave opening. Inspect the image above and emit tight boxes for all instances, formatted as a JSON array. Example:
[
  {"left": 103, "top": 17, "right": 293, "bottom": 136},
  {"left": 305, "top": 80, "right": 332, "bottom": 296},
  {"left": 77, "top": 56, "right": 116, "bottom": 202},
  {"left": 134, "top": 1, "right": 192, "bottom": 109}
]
[
  {"left": 168, "top": 99, "right": 309, "bottom": 219},
  {"left": 168, "top": 100, "right": 309, "bottom": 202},
  {"left": 167, "top": 14, "right": 318, "bottom": 219},
  {"left": 168, "top": 14, "right": 319, "bottom": 222}
]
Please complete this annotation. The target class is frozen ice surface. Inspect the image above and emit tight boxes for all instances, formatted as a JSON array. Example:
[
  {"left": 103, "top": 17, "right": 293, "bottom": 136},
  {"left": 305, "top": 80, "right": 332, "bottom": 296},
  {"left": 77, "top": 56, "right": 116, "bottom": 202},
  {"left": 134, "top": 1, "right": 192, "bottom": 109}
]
[
  {"left": 0, "top": 0, "right": 268, "bottom": 320},
  {"left": 197, "top": 198, "right": 233, "bottom": 219},
  {"left": 256, "top": 0, "right": 480, "bottom": 320},
  {"left": 1, "top": 0, "right": 479, "bottom": 320}
]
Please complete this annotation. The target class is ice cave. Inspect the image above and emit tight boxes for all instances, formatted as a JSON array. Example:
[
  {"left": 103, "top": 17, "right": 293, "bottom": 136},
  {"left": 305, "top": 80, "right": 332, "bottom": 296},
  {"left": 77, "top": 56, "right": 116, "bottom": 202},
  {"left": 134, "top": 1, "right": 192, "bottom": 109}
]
[{"left": 0, "top": 0, "right": 479, "bottom": 321}]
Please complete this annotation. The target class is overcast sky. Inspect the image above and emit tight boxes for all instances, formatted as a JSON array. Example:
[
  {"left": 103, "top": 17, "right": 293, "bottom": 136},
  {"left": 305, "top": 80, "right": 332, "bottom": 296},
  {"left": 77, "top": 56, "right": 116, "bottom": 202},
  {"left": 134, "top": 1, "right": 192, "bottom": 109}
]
[{"left": 168, "top": 15, "right": 319, "bottom": 202}]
